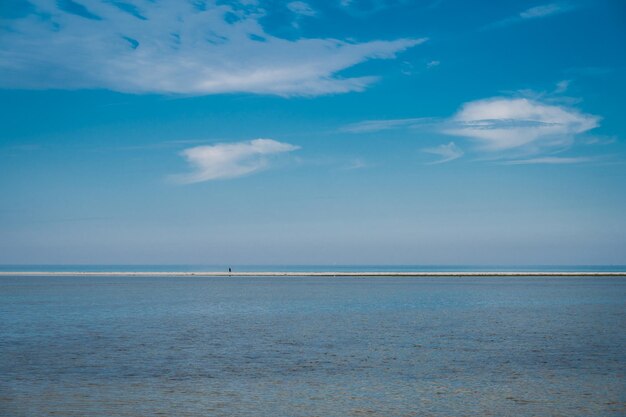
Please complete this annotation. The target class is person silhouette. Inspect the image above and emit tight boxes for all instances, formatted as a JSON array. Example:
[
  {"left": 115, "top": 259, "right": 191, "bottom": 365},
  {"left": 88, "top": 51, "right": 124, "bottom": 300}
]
[{"left": 228, "top": 267, "right": 232, "bottom": 273}]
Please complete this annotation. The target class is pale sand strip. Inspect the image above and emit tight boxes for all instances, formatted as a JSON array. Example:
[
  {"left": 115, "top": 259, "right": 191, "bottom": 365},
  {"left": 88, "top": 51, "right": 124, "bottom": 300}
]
[{"left": 0, "top": 271, "right": 625, "bottom": 277}]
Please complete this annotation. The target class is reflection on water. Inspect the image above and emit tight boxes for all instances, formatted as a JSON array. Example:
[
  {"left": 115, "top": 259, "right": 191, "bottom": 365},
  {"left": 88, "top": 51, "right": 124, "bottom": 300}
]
[{"left": 1, "top": 276, "right": 625, "bottom": 416}]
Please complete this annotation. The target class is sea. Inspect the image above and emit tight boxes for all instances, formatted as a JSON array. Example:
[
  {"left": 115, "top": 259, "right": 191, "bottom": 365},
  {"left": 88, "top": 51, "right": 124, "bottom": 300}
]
[{"left": 1, "top": 266, "right": 625, "bottom": 416}]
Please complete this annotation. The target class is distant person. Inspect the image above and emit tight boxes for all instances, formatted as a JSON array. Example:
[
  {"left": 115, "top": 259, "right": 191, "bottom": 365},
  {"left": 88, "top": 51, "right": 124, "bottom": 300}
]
[{"left": 228, "top": 267, "right": 232, "bottom": 273}]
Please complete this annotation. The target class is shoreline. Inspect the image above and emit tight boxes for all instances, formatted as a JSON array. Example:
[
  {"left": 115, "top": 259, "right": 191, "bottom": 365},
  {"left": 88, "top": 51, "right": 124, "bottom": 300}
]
[{"left": 1, "top": 271, "right": 626, "bottom": 277}]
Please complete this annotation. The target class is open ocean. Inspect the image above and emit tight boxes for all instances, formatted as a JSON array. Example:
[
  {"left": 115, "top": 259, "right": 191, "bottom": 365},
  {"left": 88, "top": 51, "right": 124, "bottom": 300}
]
[{"left": 1, "top": 267, "right": 625, "bottom": 416}]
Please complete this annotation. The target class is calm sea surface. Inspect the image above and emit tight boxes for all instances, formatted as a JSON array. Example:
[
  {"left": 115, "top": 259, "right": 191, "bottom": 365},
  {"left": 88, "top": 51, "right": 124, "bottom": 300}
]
[{"left": 1, "top": 275, "right": 625, "bottom": 416}]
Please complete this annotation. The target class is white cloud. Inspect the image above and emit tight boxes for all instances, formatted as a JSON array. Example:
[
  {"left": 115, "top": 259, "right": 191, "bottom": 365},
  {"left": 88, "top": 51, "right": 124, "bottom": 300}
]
[
  {"left": 484, "top": 2, "right": 574, "bottom": 29},
  {"left": 422, "top": 142, "right": 464, "bottom": 164},
  {"left": 172, "top": 139, "right": 299, "bottom": 183},
  {"left": 336, "top": 0, "right": 415, "bottom": 16},
  {"left": 519, "top": 3, "right": 565, "bottom": 19},
  {"left": 443, "top": 97, "right": 599, "bottom": 152},
  {"left": 0, "top": 1, "right": 424, "bottom": 96},
  {"left": 343, "top": 158, "right": 369, "bottom": 170},
  {"left": 426, "top": 60, "right": 440, "bottom": 68},
  {"left": 553, "top": 79, "right": 571, "bottom": 94},
  {"left": 502, "top": 156, "right": 592, "bottom": 165},
  {"left": 341, "top": 117, "right": 433, "bottom": 133},
  {"left": 287, "top": 1, "right": 317, "bottom": 17},
  {"left": 341, "top": 94, "right": 603, "bottom": 165}
]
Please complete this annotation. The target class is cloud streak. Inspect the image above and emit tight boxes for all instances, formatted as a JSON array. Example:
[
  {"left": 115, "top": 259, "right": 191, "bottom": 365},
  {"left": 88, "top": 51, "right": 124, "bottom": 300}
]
[
  {"left": 341, "top": 117, "right": 433, "bottom": 133},
  {"left": 501, "top": 156, "right": 592, "bottom": 165},
  {"left": 484, "top": 2, "right": 575, "bottom": 30},
  {"left": 287, "top": 1, "right": 317, "bottom": 17},
  {"left": 172, "top": 139, "right": 300, "bottom": 183},
  {"left": 0, "top": 1, "right": 424, "bottom": 96},
  {"left": 422, "top": 142, "right": 464, "bottom": 164},
  {"left": 519, "top": 3, "right": 568, "bottom": 19}
]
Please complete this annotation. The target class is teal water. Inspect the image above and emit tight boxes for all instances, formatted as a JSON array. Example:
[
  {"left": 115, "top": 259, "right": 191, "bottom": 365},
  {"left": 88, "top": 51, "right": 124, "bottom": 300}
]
[{"left": 1, "top": 275, "right": 625, "bottom": 416}]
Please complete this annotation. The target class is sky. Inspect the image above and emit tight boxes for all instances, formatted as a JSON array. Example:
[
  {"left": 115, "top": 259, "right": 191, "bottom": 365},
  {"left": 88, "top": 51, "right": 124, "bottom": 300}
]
[{"left": 1, "top": 0, "right": 625, "bottom": 265}]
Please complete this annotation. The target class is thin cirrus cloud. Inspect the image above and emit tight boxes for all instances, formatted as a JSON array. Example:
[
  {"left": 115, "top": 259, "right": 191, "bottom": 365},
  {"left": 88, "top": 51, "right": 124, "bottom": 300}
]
[
  {"left": 422, "top": 142, "right": 464, "bottom": 164},
  {"left": 172, "top": 139, "right": 300, "bottom": 184},
  {"left": 287, "top": 1, "right": 317, "bottom": 17},
  {"left": 501, "top": 156, "right": 592, "bottom": 165},
  {"left": 484, "top": 2, "right": 575, "bottom": 30},
  {"left": 340, "top": 118, "right": 434, "bottom": 133},
  {"left": 0, "top": 0, "right": 424, "bottom": 96}
]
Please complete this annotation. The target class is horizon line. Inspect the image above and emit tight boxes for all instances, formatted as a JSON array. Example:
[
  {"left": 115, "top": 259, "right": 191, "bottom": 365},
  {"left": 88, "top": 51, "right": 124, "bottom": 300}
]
[{"left": 2, "top": 271, "right": 626, "bottom": 277}]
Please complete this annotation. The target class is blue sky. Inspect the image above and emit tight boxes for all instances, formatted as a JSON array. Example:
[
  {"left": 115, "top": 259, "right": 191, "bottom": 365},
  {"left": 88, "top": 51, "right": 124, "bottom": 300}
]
[{"left": 1, "top": 0, "right": 625, "bottom": 265}]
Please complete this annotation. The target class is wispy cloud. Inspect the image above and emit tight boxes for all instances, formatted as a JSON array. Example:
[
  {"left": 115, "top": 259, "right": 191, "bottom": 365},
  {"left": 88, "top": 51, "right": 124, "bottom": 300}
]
[
  {"left": 422, "top": 142, "right": 464, "bottom": 164},
  {"left": 503, "top": 79, "right": 582, "bottom": 106},
  {"left": 553, "top": 79, "right": 571, "bottom": 94},
  {"left": 341, "top": 117, "right": 434, "bottom": 133},
  {"left": 287, "top": 1, "right": 317, "bottom": 17},
  {"left": 343, "top": 158, "right": 370, "bottom": 170},
  {"left": 580, "top": 135, "right": 617, "bottom": 146},
  {"left": 520, "top": 3, "right": 566, "bottom": 19},
  {"left": 400, "top": 59, "right": 439, "bottom": 76},
  {"left": 336, "top": 0, "right": 416, "bottom": 17},
  {"left": 443, "top": 97, "right": 599, "bottom": 153},
  {"left": 172, "top": 139, "right": 299, "bottom": 183},
  {"left": 0, "top": 1, "right": 425, "bottom": 96},
  {"left": 501, "top": 156, "right": 592, "bottom": 165},
  {"left": 484, "top": 2, "right": 575, "bottom": 30}
]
